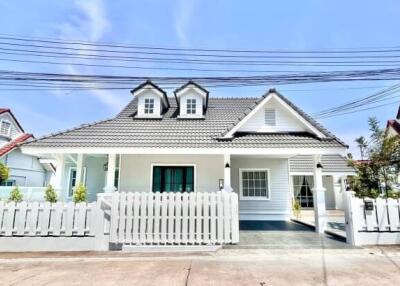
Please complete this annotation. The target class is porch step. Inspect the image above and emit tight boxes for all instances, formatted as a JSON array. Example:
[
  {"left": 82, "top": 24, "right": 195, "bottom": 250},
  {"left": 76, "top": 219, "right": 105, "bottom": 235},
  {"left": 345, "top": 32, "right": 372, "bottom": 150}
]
[{"left": 122, "top": 245, "right": 222, "bottom": 253}]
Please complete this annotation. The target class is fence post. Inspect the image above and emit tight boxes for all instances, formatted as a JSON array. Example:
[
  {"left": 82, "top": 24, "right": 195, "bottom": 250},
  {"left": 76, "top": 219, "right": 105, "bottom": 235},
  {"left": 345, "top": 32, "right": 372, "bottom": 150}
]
[
  {"left": 343, "top": 191, "right": 359, "bottom": 246},
  {"left": 93, "top": 193, "right": 111, "bottom": 251}
]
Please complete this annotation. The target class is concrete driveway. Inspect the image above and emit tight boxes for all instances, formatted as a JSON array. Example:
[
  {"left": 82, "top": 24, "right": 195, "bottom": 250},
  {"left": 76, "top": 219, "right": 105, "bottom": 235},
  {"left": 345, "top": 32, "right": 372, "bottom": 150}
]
[
  {"left": 0, "top": 246, "right": 399, "bottom": 285},
  {"left": 229, "top": 220, "right": 349, "bottom": 249}
]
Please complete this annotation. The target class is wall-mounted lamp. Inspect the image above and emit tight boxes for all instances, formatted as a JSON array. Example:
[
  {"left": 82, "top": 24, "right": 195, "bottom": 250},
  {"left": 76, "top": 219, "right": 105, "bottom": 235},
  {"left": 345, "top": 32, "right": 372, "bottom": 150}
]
[
  {"left": 103, "top": 162, "right": 108, "bottom": 171},
  {"left": 225, "top": 163, "right": 230, "bottom": 168},
  {"left": 316, "top": 162, "right": 323, "bottom": 169},
  {"left": 219, "top": 179, "right": 224, "bottom": 190}
]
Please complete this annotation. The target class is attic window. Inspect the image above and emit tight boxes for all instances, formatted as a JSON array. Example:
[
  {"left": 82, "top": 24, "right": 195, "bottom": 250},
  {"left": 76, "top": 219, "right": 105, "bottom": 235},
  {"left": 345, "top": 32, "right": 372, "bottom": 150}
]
[
  {"left": 264, "top": 109, "right": 276, "bottom": 126},
  {"left": 0, "top": 120, "right": 11, "bottom": 136},
  {"left": 144, "top": 98, "right": 154, "bottom": 114},
  {"left": 186, "top": 99, "right": 197, "bottom": 115}
]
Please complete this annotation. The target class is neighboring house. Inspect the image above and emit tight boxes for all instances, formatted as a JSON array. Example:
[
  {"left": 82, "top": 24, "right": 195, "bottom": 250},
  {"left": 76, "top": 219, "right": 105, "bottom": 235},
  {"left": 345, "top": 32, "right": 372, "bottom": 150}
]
[
  {"left": 0, "top": 108, "right": 54, "bottom": 187},
  {"left": 387, "top": 104, "right": 400, "bottom": 137},
  {"left": 22, "top": 81, "right": 352, "bottom": 220}
]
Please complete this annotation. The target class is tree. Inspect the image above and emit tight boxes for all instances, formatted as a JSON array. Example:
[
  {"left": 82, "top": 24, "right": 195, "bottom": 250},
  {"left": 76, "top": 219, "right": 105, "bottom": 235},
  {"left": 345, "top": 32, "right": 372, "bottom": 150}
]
[
  {"left": 8, "top": 186, "right": 23, "bottom": 202},
  {"left": 0, "top": 162, "right": 9, "bottom": 184},
  {"left": 350, "top": 117, "right": 400, "bottom": 197},
  {"left": 354, "top": 136, "right": 368, "bottom": 160},
  {"left": 44, "top": 184, "right": 58, "bottom": 203},
  {"left": 73, "top": 183, "right": 87, "bottom": 203}
]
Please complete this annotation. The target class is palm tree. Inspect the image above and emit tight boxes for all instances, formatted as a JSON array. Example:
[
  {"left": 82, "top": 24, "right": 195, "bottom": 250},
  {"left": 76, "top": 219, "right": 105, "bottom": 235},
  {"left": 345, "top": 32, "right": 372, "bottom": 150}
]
[{"left": 355, "top": 136, "right": 368, "bottom": 160}]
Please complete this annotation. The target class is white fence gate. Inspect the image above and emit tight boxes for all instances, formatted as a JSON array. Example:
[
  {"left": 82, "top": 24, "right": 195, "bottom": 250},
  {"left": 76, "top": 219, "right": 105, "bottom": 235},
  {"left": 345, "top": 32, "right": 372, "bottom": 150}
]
[
  {"left": 344, "top": 192, "right": 400, "bottom": 246},
  {"left": 108, "top": 191, "right": 239, "bottom": 245},
  {"left": 0, "top": 201, "right": 97, "bottom": 237}
]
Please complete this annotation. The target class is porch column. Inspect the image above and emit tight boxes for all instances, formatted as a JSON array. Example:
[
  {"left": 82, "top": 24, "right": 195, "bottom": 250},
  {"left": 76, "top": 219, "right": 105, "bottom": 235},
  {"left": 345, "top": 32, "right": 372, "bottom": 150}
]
[
  {"left": 223, "top": 154, "right": 233, "bottom": 192},
  {"left": 75, "top": 153, "right": 84, "bottom": 186},
  {"left": 54, "top": 154, "right": 65, "bottom": 190},
  {"left": 104, "top": 153, "right": 117, "bottom": 193},
  {"left": 312, "top": 154, "right": 326, "bottom": 233}
]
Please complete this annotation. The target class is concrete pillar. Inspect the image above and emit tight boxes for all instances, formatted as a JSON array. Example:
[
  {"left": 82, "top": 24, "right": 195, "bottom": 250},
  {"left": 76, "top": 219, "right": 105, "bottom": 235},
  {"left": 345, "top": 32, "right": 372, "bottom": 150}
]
[
  {"left": 104, "top": 154, "right": 117, "bottom": 193},
  {"left": 75, "top": 153, "right": 84, "bottom": 185},
  {"left": 223, "top": 154, "right": 233, "bottom": 192},
  {"left": 333, "top": 175, "right": 344, "bottom": 210},
  {"left": 312, "top": 154, "right": 326, "bottom": 233},
  {"left": 54, "top": 154, "right": 65, "bottom": 190}
]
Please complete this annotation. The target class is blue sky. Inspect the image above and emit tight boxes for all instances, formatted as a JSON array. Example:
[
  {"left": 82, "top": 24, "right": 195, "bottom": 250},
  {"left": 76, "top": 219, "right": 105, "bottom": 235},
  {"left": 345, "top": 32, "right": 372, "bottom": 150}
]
[{"left": 0, "top": 0, "right": 399, "bottom": 157}]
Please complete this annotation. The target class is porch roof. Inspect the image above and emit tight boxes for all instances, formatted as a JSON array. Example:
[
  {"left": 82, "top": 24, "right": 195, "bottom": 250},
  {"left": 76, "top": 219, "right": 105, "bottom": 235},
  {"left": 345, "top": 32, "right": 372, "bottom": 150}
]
[{"left": 22, "top": 94, "right": 346, "bottom": 150}]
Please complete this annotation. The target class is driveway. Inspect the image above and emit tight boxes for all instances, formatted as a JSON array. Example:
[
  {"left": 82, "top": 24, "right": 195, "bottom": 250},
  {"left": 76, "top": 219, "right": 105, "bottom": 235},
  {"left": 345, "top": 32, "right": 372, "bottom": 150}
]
[{"left": 225, "top": 220, "right": 349, "bottom": 250}]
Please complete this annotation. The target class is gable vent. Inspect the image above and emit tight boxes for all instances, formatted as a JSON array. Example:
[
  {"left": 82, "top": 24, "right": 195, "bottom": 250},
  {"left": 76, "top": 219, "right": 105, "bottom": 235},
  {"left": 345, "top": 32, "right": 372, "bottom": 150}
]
[{"left": 264, "top": 109, "right": 276, "bottom": 126}]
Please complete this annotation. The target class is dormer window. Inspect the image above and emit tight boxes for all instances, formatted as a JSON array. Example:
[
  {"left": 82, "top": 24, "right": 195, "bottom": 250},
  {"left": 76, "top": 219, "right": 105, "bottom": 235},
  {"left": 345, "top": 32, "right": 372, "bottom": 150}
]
[
  {"left": 144, "top": 98, "right": 154, "bottom": 114},
  {"left": 186, "top": 99, "right": 196, "bottom": 115},
  {"left": 131, "top": 81, "right": 169, "bottom": 118},
  {"left": 174, "top": 81, "right": 209, "bottom": 118},
  {"left": 0, "top": 120, "right": 11, "bottom": 136}
]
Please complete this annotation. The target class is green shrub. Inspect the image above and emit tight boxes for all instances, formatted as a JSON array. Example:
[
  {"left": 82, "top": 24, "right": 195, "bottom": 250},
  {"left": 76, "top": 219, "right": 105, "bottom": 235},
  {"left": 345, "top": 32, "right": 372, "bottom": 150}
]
[
  {"left": 354, "top": 188, "right": 380, "bottom": 199},
  {"left": 292, "top": 199, "right": 301, "bottom": 219},
  {"left": 44, "top": 184, "right": 58, "bottom": 203},
  {"left": 8, "top": 186, "right": 23, "bottom": 202},
  {"left": 0, "top": 162, "right": 9, "bottom": 184},
  {"left": 386, "top": 190, "right": 400, "bottom": 199},
  {"left": 73, "top": 183, "right": 87, "bottom": 203}
]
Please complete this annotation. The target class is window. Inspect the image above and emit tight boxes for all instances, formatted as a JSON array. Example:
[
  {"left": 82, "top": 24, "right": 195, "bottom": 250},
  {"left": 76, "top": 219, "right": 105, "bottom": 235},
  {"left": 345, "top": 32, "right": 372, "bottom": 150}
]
[
  {"left": 0, "top": 179, "right": 16, "bottom": 186},
  {"left": 240, "top": 169, "right": 270, "bottom": 199},
  {"left": 264, "top": 109, "right": 276, "bottom": 126},
  {"left": 0, "top": 121, "right": 11, "bottom": 136},
  {"left": 293, "top": 176, "right": 314, "bottom": 208},
  {"left": 186, "top": 99, "right": 196, "bottom": 115},
  {"left": 68, "top": 167, "right": 86, "bottom": 197},
  {"left": 144, "top": 98, "right": 154, "bottom": 114},
  {"left": 152, "top": 166, "right": 194, "bottom": 193}
]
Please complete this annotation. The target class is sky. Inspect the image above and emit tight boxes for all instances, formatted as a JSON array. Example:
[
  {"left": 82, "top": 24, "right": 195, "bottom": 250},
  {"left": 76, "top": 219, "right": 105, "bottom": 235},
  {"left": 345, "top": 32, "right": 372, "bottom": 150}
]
[{"left": 0, "top": 0, "right": 399, "bottom": 157}]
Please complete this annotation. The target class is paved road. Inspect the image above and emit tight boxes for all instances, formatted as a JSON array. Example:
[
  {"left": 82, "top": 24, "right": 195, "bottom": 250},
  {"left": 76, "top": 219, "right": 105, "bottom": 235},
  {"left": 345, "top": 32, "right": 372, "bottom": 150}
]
[{"left": 0, "top": 247, "right": 399, "bottom": 285}]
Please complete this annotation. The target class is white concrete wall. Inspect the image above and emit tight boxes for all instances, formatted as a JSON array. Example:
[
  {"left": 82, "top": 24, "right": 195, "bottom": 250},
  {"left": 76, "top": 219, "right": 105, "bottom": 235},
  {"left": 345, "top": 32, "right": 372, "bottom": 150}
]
[
  {"left": 323, "top": 176, "right": 336, "bottom": 210},
  {"left": 179, "top": 90, "right": 203, "bottom": 117},
  {"left": 1, "top": 149, "right": 51, "bottom": 187},
  {"left": 137, "top": 90, "right": 162, "bottom": 117},
  {"left": 231, "top": 157, "right": 291, "bottom": 220},
  {"left": 238, "top": 97, "right": 310, "bottom": 133},
  {"left": 119, "top": 154, "right": 224, "bottom": 193}
]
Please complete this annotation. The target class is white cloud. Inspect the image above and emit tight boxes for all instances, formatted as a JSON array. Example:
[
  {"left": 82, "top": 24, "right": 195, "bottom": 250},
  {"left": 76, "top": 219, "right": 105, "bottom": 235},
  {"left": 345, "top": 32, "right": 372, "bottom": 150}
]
[
  {"left": 54, "top": 0, "right": 125, "bottom": 111},
  {"left": 174, "top": 0, "right": 197, "bottom": 47}
]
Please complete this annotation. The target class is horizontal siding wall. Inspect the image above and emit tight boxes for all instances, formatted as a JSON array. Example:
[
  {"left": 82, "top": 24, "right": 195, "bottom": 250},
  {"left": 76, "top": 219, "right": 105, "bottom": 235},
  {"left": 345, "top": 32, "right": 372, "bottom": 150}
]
[
  {"left": 120, "top": 154, "right": 224, "bottom": 193},
  {"left": 231, "top": 157, "right": 291, "bottom": 220},
  {"left": 289, "top": 155, "right": 354, "bottom": 174}
]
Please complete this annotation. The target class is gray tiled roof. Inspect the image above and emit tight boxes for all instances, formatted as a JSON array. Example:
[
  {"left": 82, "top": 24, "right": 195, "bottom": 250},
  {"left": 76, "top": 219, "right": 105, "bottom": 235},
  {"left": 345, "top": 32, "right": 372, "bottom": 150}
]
[
  {"left": 289, "top": 155, "right": 355, "bottom": 174},
  {"left": 24, "top": 92, "right": 346, "bottom": 149}
]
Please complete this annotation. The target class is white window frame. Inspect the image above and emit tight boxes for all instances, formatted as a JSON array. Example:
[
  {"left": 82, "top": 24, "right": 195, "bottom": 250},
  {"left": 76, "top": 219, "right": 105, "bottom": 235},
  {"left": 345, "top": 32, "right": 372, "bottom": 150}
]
[
  {"left": 239, "top": 168, "right": 271, "bottom": 201},
  {"left": 67, "top": 166, "right": 87, "bottom": 198},
  {"left": 186, "top": 98, "right": 197, "bottom": 115},
  {"left": 0, "top": 120, "right": 11, "bottom": 137},
  {"left": 144, "top": 98, "right": 155, "bottom": 114}
]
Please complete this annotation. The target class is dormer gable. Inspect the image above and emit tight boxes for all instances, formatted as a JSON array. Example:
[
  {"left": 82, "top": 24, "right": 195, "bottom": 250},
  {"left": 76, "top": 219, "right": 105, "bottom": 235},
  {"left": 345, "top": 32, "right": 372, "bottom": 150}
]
[
  {"left": 130, "top": 81, "right": 169, "bottom": 118},
  {"left": 222, "top": 89, "right": 327, "bottom": 139},
  {"left": 0, "top": 108, "right": 24, "bottom": 141},
  {"left": 174, "top": 81, "right": 209, "bottom": 118}
]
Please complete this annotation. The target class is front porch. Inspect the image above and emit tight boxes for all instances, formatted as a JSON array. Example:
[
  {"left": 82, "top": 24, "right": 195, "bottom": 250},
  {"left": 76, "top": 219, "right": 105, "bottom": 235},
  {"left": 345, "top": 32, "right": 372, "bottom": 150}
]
[{"left": 47, "top": 152, "right": 334, "bottom": 233}]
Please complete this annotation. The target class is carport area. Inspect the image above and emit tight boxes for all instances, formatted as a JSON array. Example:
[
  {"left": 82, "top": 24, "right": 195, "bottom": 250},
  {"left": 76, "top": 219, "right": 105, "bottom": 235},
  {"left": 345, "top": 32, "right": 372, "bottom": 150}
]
[{"left": 225, "top": 221, "right": 351, "bottom": 249}]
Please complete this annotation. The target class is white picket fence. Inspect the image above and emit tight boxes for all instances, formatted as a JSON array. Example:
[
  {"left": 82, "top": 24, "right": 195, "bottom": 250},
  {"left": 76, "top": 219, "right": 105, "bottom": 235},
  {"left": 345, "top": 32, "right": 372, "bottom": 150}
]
[
  {"left": 344, "top": 192, "right": 400, "bottom": 245},
  {"left": 0, "top": 201, "right": 97, "bottom": 237},
  {"left": 108, "top": 191, "right": 239, "bottom": 245}
]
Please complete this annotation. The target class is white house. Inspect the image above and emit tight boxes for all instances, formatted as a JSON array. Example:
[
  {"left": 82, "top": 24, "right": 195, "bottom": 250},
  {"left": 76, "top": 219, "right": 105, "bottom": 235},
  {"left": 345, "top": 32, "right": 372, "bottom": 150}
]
[
  {"left": 21, "top": 81, "right": 353, "bottom": 227},
  {"left": 0, "top": 108, "right": 54, "bottom": 188}
]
